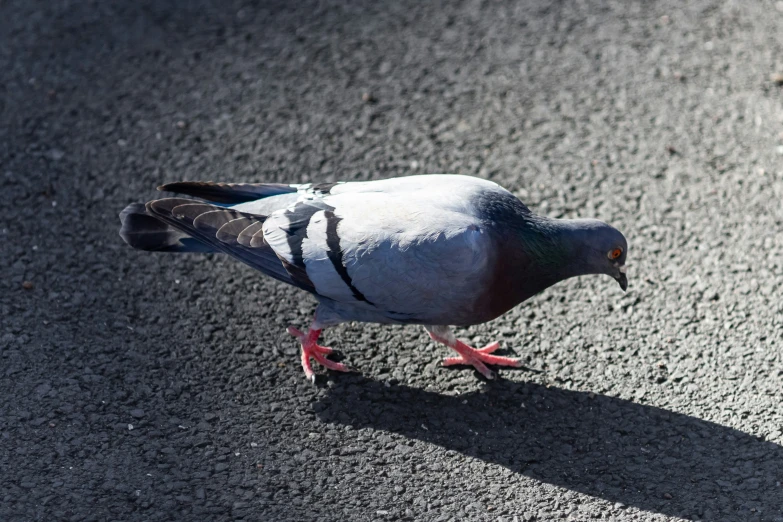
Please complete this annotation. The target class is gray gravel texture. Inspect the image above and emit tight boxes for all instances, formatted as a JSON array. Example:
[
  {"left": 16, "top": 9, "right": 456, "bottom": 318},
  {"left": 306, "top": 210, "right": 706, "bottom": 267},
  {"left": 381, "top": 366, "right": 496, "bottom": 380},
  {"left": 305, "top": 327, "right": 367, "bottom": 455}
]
[{"left": 3, "top": 0, "right": 783, "bottom": 520}]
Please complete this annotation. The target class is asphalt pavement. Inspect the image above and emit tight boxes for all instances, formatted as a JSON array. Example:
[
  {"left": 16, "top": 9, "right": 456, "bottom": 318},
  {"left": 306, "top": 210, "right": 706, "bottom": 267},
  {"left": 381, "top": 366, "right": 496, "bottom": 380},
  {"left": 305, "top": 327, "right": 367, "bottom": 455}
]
[{"left": 3, "top": 0, "right": 783, "bottom": 520}]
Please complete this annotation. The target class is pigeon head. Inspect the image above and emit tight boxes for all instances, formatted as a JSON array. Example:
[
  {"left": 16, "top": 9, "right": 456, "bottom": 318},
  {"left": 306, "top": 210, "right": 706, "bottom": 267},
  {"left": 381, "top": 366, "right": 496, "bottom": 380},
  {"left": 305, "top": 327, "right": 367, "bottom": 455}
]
[{"left": 560, "top": 218, "right": 628, "bottom": 291}]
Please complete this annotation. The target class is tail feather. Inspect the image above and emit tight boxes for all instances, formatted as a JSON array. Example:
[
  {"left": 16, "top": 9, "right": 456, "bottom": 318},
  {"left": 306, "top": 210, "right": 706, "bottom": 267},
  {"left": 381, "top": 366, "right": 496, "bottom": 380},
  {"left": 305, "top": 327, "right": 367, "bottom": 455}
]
[
  {"left": 142, "top": 197, "right": 303, "bottom": 288},
  {"left": 157, "top": 181, "right": 297, "bottom": 204},
  {"left": 118, "top": 203, "right": 214, "bottom": 253},
  {"left": 119, "top": 195, "right": 309, "bottom": 290}
]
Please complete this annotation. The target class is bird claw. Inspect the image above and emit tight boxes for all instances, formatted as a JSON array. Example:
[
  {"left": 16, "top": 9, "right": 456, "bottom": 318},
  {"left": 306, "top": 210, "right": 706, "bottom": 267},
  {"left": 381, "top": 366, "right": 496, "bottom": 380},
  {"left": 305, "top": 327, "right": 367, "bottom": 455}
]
[
  {"left": 476, "top": 341, "right": 500, "bottom": 354},
  {"left": 440, "top": 340, "right": 521, "bottom": 379},
  {"left": 289, "top": 326, "right": 350, "bottom": 382}
]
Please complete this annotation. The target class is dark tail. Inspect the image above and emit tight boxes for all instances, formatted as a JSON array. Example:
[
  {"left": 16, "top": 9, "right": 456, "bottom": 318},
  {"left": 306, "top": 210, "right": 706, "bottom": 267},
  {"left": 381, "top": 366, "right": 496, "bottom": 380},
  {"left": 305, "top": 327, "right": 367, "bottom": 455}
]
[
  {"left": 157, "top": 181, "right": 297, "bottom": 203},
  {"left": 120, "top": 180, "right": 297, "bottom": 253},
  {"left": 119, "top": 203, "right": 214, "bottom": 253}
]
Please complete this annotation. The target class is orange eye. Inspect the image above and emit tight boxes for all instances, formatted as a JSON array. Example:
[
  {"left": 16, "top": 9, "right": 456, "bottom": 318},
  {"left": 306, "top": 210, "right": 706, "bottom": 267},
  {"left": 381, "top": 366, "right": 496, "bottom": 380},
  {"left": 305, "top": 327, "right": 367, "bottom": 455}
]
[{"left": 609, "top": 248, "right": 623, "bottom": 260}]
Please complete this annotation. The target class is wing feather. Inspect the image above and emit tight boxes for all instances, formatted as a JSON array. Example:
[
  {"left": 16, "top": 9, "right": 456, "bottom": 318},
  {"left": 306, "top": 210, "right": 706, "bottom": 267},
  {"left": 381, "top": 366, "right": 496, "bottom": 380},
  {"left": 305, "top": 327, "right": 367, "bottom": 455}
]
[
  {"left": 261, "top": 187, "right": 495, "bottom": 323},
  {"left": 158, "top": 181, "right": 296, "bottom": 203},
  {"left": 145, "top": 198, "right": 310, "bottom": 289}
]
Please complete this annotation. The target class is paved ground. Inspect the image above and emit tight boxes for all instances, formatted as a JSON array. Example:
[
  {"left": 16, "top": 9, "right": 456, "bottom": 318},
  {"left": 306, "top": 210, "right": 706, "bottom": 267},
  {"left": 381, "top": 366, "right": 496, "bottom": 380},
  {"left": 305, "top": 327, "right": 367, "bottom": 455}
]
[{"left": 3, "top": 0, "right": 783, "bottom": 520}]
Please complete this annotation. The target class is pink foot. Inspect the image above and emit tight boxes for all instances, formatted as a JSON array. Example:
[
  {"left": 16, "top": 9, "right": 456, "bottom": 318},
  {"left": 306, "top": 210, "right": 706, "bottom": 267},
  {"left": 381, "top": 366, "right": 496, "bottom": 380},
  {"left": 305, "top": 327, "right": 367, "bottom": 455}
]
[
  {"left": 287, "top": 326, "right": 350, "bottom": 383},
  {"left": 432, "top": 334, "right": 521, "bottom": 379}
]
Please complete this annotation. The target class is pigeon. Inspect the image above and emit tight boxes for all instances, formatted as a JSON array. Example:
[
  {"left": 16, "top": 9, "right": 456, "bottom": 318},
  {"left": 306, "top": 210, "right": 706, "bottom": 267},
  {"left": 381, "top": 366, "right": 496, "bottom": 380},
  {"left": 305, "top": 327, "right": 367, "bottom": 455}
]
[{"left": 119, "top": 174, "right": 627, "bottom": 381}]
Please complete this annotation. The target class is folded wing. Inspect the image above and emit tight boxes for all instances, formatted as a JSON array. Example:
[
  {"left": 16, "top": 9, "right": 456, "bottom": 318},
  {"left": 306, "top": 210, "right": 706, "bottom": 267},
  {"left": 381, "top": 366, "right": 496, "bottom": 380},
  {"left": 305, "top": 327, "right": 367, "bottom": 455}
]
[{"left": 262, "top": 190, "right": 494, "bottom": 323}]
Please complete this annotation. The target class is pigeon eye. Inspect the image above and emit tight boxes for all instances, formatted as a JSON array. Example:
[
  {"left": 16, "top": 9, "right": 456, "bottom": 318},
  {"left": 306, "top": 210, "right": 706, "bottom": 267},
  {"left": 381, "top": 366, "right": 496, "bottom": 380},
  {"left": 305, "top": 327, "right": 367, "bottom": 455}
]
[{"left": 608, "top": 248, "right": 623, "bottom": 260}]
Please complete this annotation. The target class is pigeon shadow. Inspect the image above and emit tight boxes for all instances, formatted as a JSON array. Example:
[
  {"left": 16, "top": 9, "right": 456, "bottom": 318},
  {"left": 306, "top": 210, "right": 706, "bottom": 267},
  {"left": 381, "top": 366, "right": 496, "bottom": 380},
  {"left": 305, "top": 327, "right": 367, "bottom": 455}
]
[{"left": 316, "top": 375, "right": 783, "bottom": 520}]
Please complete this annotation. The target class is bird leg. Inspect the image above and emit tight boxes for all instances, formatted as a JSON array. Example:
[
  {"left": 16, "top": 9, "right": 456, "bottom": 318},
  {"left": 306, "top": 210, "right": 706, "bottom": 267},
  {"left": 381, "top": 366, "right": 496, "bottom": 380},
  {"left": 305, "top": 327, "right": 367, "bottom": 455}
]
[
  {"left": 426, "top": 325, "right": 522, "bottom": 379},
  {"left": 287, "top": 325, "right": 350, "bottom": 383}
]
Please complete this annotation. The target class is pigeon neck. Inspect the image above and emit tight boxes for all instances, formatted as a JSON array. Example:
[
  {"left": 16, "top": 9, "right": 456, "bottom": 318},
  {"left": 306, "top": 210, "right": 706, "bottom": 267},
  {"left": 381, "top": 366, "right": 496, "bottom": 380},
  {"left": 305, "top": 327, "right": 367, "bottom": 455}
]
[
  {"left": 515, "top": 216, "right": 601, "bottom": 281},
  {"left": 479, "top": 215, "right": 597, "bottom": 321}
]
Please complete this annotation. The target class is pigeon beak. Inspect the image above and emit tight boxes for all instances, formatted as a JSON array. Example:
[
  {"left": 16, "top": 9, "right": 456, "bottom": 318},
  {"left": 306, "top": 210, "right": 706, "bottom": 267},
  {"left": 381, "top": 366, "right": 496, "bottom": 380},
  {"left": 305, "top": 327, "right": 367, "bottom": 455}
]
[{"left": 615, "top": 272, "right": 628, "bottom": 292}]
